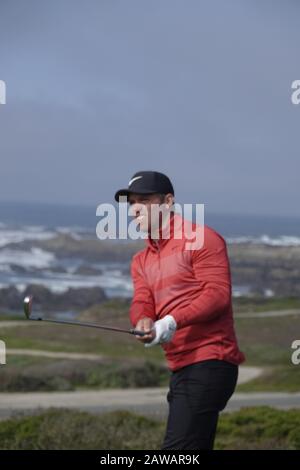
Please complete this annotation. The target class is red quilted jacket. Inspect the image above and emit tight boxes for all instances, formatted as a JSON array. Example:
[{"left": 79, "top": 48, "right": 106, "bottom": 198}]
[{"left": 129, "top": 212, "right": 245, "bottom": 371}]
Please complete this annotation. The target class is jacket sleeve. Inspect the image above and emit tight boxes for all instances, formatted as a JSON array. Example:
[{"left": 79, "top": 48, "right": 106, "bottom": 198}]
[
  {"left": 129, "top": 255, "right": 156, "bottom": 327},
  {"left": 171, "top": 229, "right": 232, "bottom": 329}
]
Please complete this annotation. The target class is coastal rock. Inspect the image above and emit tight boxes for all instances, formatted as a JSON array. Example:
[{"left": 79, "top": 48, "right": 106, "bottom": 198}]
[
  {"left": 74, "top": 265, "right": 103, "bottom": 276},
  {"left": 0, "top": 284, "right": 107, "bottom": 312}
]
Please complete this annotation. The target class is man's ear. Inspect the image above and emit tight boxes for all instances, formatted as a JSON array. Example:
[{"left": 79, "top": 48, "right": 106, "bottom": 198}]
[{"left": 165, "top": 193, "right": 174, "bottom": 208}]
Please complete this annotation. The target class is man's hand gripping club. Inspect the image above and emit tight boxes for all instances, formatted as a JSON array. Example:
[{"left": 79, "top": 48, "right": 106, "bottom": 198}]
[{"left": 134, "top": 315, "right": 177, "bottom": 347}]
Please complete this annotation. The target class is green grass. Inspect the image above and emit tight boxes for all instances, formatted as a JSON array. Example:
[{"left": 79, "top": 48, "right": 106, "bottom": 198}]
[
  {"left": 5, "top": 353, "right": 299, "bottom": 394},
  {"left": 4, "top": 309, "right": 298, "bottom": 366},
  {"left": 5, "top": 355, "right": 53, "bottom": 367},
  {"left": 0, "top": 299, "right": 164, "bottom": 360},
  {"left": 233, "top": 296, "right": 300, "bottom": 314},
  {"left": 0, "top": 407, "right": 300, "bottom": 449},
  {"left": 1, "top": 323, "right": 165, "bottom": 361},
  {"left": 0, "top": 313, "right": 23, "bottom": 321},
  {"left": 235, "top": 314, "right": 299, "bottom": 366},
  {"left": 216, "top": 406, "right": 300, "bottom": 450},
  {"left": 2, "top": 297, "right": 300, "bottom": 393},
  {"left": 0, "top": 355, "right": 170, "bottom": 392},
  {"left": 0, "top": 409, "right": 164, "bottom": 450},
  {"left": 238, "top": 365, "right": 300, "bottom": 393},
  {"left": 234, "top": 313, "right": 300, "bottom": 392}
]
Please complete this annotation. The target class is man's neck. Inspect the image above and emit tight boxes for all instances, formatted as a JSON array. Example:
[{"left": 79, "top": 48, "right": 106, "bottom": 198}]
[{"left": 148, "top": 211, "right": 175, "bottom": 240}]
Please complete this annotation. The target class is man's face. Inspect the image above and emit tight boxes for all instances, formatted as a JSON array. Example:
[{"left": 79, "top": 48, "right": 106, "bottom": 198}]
[{"left": 128, "top": 193, "right": 166, "bottom": 233}]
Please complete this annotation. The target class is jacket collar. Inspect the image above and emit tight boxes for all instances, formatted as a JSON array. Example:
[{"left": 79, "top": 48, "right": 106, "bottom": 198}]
[{"left": 146, "top": 212, "right": 180, "bottom": 252}]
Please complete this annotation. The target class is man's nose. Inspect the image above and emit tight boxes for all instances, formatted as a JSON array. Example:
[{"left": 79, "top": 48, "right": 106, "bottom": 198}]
[{"left": 131, "top": 203, "right": 145, "bottom": 216}]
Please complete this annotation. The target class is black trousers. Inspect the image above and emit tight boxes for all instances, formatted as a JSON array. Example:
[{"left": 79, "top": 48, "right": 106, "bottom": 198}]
[{"left": 161, "top": 359, "right": 238, "bottom": 450}]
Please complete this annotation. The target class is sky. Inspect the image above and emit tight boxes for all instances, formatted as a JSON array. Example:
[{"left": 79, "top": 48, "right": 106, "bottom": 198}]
[{"left": 0, "top": 0, "right": 299, "bottom": 217}]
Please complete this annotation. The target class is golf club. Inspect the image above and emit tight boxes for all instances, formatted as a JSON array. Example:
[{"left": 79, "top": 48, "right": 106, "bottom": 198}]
[{"left": 23, "top": 295, "right": 148, "bottom": 337}]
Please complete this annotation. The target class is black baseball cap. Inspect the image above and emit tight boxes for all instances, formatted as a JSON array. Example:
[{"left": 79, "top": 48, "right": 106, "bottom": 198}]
[{"left": 114, "top": 171, "right": 174, "bottom": 202}]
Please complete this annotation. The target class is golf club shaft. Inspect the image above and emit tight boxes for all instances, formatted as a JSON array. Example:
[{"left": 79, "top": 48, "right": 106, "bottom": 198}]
[{"left": 28, "top": 316, "right": 147, "bottom": 336}]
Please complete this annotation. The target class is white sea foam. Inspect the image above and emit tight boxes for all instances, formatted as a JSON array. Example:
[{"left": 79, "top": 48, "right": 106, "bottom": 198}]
[
  {"left": 42, "top": 270, "right": 133, "bottom": 293},
  {"left": 56, "top": 226, "right": 94, "bottom": 240},
  {"left": 56, "top": 227, "right": 83, "bottom": 240},
  {"left": 5, "top": 271, "right": 133, "bottom": 295},
  {"left": 0, "top": 247, "right": 55, "bottom": 269},
  {"left": 0, "top": 226, "right": 55, "bottom": 248},
  {"left": 227, "top": 234, "right": 300, "bottom": 247},
  {"left": 0, "top": 263, "right": 13, "bottom": 273}
]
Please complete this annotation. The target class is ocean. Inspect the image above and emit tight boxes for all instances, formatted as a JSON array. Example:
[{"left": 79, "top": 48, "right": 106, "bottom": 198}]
[
  {"left": 0, "top": 201, "right": 299, "bottom": 300},
  {"left": 1, "top": 201, "right": 300, "bottom": 238}
]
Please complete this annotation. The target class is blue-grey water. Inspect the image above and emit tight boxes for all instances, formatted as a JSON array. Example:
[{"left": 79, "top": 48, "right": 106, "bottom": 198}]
[
  {"left": 0, "top": 201, "right": 299, "bottom": 237},
  {"left": 0, "top": 201, "right": 299, "bottom": 301}
]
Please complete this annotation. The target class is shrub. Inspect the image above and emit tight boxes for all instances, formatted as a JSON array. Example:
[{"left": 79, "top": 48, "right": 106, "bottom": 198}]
[{"left": 0, "top": 407, "right": 300, "bottom": 450}]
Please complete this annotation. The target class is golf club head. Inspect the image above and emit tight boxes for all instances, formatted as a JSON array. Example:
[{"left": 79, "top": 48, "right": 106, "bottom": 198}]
[{"left": 23, "top": 295, "right": 33, "bottom": 319}]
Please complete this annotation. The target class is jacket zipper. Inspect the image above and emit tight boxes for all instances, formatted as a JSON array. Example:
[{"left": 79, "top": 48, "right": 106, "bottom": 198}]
[
  {"left": 153, "top": 239, "right": 161, "bottom": 269},
  {"left": 158, "top": 242, "right": 161, "bottom": 269}
]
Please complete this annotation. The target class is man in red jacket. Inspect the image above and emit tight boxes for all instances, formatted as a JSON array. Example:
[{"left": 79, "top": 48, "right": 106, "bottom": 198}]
[{"left": 115, "top": 170, "right": 245, "bottom": 450}]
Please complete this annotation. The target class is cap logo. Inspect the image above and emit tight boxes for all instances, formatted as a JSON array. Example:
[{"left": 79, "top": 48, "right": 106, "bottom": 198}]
[{"left": 128, "top": 175, "right": 143, "bottom": 187}]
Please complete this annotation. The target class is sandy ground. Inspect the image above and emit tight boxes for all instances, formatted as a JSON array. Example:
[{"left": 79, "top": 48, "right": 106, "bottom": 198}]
[
  {"left": 0, "top": 388, "right": 300, "bottom": 420},
  {"left": 5, "top": 348, "right": 263, "bottom": 384},
  {"left": 1, "top": 350, "right": 264, "bottom": 420},
  {"left": 7, "top": 348, "right": 105, "bottom": 361}
]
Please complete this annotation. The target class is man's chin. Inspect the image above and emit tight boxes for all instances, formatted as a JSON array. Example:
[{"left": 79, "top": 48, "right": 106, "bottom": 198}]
[
  {"left": 134, "top": 221, "right": 149, "bottom": 233},
  {"left": 139, "top": 224, "right": 150, "bottom": 233}
]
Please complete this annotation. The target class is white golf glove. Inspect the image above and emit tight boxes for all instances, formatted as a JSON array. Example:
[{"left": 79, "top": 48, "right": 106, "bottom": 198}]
[{"left": 144, "top": 314, "right": 177, "bottom": 348}]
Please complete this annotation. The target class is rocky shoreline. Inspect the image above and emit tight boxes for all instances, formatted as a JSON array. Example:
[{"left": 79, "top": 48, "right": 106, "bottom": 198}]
[
  {"left": 0, "top": 234, "right": 300, "bottom": 314},
  {"left": 0, "top": 284, "right": 107, "bottom": 313}
]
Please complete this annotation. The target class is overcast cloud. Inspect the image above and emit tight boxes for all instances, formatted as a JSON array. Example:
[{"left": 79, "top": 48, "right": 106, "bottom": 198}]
[{"left": 0, "top": 0, "right": 299, "bottom": 216}]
